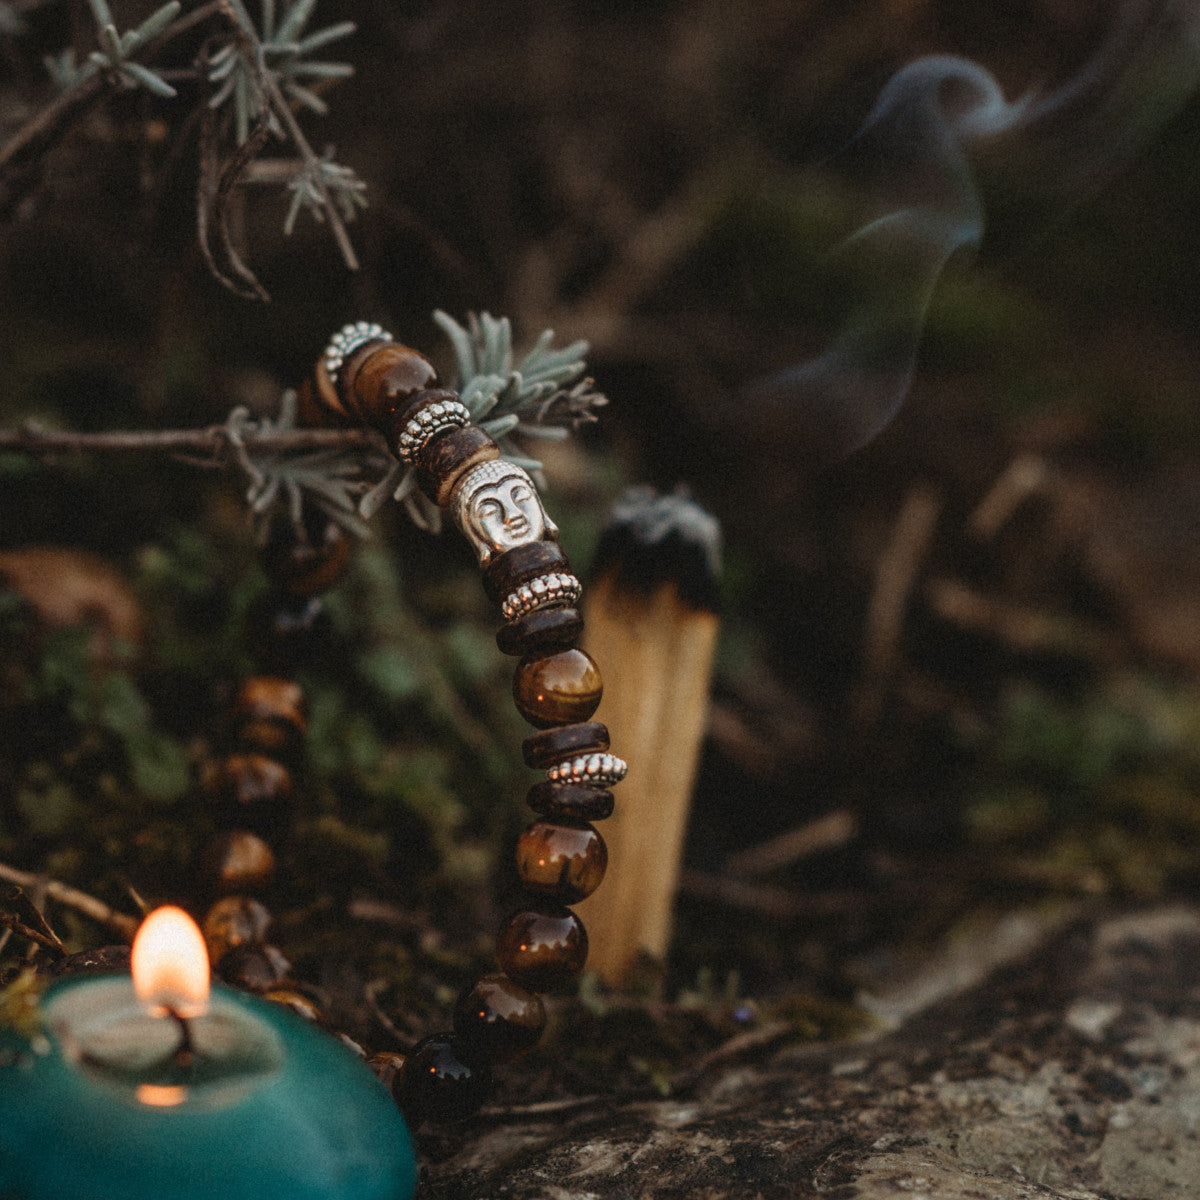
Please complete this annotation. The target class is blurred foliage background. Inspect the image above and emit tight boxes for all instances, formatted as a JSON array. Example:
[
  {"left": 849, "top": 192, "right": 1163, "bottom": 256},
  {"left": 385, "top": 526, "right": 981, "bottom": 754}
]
[{"left": 2, "top": 0, "right": 1200, "bottom": 1065}]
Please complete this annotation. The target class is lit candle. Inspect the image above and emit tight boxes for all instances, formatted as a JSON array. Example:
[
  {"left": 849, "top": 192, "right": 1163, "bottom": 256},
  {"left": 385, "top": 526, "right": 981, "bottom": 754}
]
[{"left": 0, "top": 908, "right": 416, "bottom": 1200}]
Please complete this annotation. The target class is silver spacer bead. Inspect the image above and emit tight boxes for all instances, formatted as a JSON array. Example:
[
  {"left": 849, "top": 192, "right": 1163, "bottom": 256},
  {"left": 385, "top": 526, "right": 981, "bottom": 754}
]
[
  {"left": 395, "top": 400, "right": 472, "bottom": 463},
  {"left": 322, "top": 322, "right": 392, "bottom": 385},
  {"left": 546, "top": 753, "right": 628, "bottom": 788},
  {"left": 501, "top": 572, "right": 582, "bottom": 622}
]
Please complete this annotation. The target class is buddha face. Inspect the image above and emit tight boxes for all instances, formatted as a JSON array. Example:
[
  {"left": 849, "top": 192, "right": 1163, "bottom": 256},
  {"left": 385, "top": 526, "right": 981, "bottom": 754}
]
[{"left": 454, "top": 463, "right": 556, "bottom": 564}]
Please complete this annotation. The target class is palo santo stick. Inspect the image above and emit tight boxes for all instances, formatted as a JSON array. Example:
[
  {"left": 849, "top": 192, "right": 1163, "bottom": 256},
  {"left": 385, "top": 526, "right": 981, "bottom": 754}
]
[{"left": 577, "top": 487, "right": 721, "bottom": 986}]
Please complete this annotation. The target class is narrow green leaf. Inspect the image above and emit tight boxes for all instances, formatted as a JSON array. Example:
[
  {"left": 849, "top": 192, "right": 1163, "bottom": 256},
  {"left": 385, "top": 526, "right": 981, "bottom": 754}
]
[
  {"left": 287, "top": 60, "right": 354, "bottom": 78},
  {"left": 296, "top": 21, "right": 355, "bottom": 53},
  {"left": 132, "top": 1, "right": 182, "bottom": 46},
  {"left": 86, "top": 0, "right": 115, "bottom": 32},
  {"left": 285, "top": 80, "right": 329, "bottom": 114},
  {"left": 433, "top": 310, "right": 477, "bottom": 385},
  {"left": 275, "top": 0, "right": 317, "bottom": 44},
  {"left": 123, "top": 60, "right": 178, "bottom": 97},
  {"left": 99, "top": 22, "right": 122, "bottom": 61}
]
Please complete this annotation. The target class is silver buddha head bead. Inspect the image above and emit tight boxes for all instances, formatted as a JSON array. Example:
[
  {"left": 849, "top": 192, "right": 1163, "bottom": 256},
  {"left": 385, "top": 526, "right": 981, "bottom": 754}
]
[{"left": 451, "top": 459, "right": 557, "bottom": 566}]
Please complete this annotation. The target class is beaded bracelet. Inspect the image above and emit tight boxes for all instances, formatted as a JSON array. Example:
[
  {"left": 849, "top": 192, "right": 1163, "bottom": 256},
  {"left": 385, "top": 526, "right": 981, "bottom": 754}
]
[{"left": 198, "top": 322, "right": 626, "bottom": 1127}]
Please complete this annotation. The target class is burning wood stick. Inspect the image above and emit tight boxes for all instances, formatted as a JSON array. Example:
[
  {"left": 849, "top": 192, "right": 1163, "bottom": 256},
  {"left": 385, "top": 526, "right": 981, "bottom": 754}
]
[{"left": 577, "top": 487, "right": 721, "bottom": 985}]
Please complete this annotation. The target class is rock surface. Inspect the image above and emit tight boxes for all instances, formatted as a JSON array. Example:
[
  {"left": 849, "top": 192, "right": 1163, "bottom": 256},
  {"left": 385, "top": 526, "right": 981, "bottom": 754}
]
[{"left": 420, "top": 906, "right": 1200, "bottom": 1198}]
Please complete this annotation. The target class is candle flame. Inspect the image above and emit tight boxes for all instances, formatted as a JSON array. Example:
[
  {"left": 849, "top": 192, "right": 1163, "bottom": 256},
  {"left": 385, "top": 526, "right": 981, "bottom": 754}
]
[{"left": 131, "top": 906, "right": 210, "bottom": 1019}]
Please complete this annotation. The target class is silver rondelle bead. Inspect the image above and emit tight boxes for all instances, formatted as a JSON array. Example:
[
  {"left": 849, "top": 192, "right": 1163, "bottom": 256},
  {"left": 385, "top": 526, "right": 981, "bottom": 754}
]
[
  {"left": 322, "top": 322, "right": 392, "bottom": 385},
  {"left": 501, "top": 572, "right": 582, "bottom": 622},
  {"left": 546, "top": 753, "right": 627, "bottom": 788},
  {"left": 395, "top": 400, "right": 472, "bottom": 462}
]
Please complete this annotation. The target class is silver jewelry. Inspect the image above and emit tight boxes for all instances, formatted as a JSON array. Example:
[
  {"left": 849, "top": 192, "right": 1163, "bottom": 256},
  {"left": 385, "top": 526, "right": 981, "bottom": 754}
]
[
  {"left": 546, "top": 753, "right": 628, "bottom": 788},
  {"left": 451, "top": 459, "right": 559, "bottom": 567},
  {"left": 395, "top": 400, "right": 472, "bottom": 463},
  {"left": 322, "top": 322, "right": 391, "bottom": 385},
  {"left": 501, "top": 573, "right": 582, "bottom": 622}
]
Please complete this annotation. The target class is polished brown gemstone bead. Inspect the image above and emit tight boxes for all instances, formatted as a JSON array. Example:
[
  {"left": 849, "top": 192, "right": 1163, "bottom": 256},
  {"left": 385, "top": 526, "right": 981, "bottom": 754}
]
[
  {"left": 453, "top": 973, "right": 546, "bottom": 1064},
  {"left": 244, "top": 592, "right": 333, "bottom": 674},
  {"left": 526, "top": 781, "right": 615, "bottom": 821},
  {"left": 216, "top": 941, "right": 292, "bottom": 991},
  {"left": 261, "top": 516, "right": 351, "bottom": 597},
  {"left": 366, "top": 1051, "right": 407, "bottom": 1093},
  {"left": 262, "top": 988, "right": 323, "bottom": 1023},
  {"left": 344, "top": 343, "right": 439, "bottom": 429},
  {"left": 337, "top": 338, "right": 394, "bottom": 403},
  {"left": 516, "top": 820, "right": 607, "bottom": 903},
  {"left": 513, "top": 648, "right": 603, "bottom": 729},
  {"left": 394, "top": 1033, "right": 492, "bottom": 1124},
  {"left": 496, "top": 606, "right": 583, "bottom": 657},
  {"left": 483, "top": 541, "right": 570, "bottom": 605},
  {"left": 232, "top": 676, "right": 307, "bottom": 759},
  {"left": 415, "top": 425, "right": 499, "bottom": 507},
  {"left": 202, "top": 752, "right": 294, "bottom": 837},
  {"left": 201, "top": 830, "right": 276, "bottom": 895},
  {"left": 522, "top": 722, "right": 609, "bottom": 769},
  {"left": 297, "top": 369, "right": 353, "bottom": 428},
  {"left": 202, "top": 895, "right": 272, "bottom": 964},
  {"left": 497, "top": 902, "right": 588, "bottom": 991}
]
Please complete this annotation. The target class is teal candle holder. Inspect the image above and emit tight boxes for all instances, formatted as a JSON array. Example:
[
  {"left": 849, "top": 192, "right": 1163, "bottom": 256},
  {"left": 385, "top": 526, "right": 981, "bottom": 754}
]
[{"left": 0, "top": 975, "right": 417, "bottom": 1200}]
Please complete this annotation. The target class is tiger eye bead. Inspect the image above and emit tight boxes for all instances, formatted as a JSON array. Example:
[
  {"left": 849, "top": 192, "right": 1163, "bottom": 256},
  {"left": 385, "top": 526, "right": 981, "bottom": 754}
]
[
  {"left": 483, "top": 541, "right": 570, "bottom": 606},
  {"left": 415, "top": 426, "right": 500, "bottom": 507},
  {"left": 232, "top": 676, "right": 307, "bottom": 760},
  {"left": 496, "top": 606, "right": 584, "bottom": 657},
  {"left": 297, "top": 369, "right": 352, "bottom": 428},
  {"left": 202, "top": 752, "right": 294, "bottom": 837},
  {"left": 394, "top": 1033, "right": 492, "bottom": 1125},
  {"left": 216, "top": 941, "right": 292, "bottom": 991},
  {"left": 202, "top": 895, "right": 272, "bottom": 963},
  {"left": 453, "top": 973, "right": 546, "bottom": 1063},
  {"left": 497, "top": 902, "right": 588, "bottom": 992},
  {"left": 343, "top": 343, "right": 438, "bottom": 428},
  {"left": 526, "top": 781, "right": 615, "bottom": 821},
  {"left": 522, "top": 722, "right": 609, "bottom": 769},
  {"left": 261, "top": 516, "right": 351, "bottom": 597},
  {"left": 201, "top": 830, "right": 276, "bottom": 895},
  {"left": 516, "top": 820, "right": 607, "bottom": 903},
  {"left": 513, "top": 648, "right": 603, "bottom": 729}
]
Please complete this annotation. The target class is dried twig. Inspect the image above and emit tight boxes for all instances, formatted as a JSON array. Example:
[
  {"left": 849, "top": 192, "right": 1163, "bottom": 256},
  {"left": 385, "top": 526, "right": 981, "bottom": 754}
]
[
  {"left": 5, "top": 886, "right": 66, "bottom": 955},
  {"left": 0, "top": 863, "right": 139, "bottom": 941},
  {"left": 0, "top": 912, "right": 65, "bottom": 957},
  {"left": 724, "top": 810, "right": 858, "bottom": 878},
  {"left": 0, "top": 423, "right": 381, "bottom": 458}
]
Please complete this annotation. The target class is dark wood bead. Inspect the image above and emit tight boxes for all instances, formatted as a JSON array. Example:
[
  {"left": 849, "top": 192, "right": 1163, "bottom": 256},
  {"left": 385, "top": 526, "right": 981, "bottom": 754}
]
[
  {"left": 522, "top": 722, "right": 609, "bottom": 769},
  {"left": 526, "top": 781, "right": 615, "bottom": 821},
  {"left": 497, "top": 902, "right": 588, "bottom": 992},
  {"left": 453, "top": 973, "right": 546, "bottom": 1064},
  {"left": 516, "top": 820, "right": 607, "bottom": 903},
  {"left": 47, "top": 945, "right": 131, "bottom": 978},
  {"left": 414, "top": 425, "right": 499, "bottom": 507},
  {"left": 232, "top": 676, "right": 307, "bottom": 760},
  {"left": 201, "top": 830, "right": 276, "bottom": 895},
  {"left": 513, "top": 648, "right": 603, "bottom": 729},
  {"left": 385, "top": 387, "right": 461, "bottom": 435},
  {"left": 202, "top": 895, "right": 272, "bottom": 964},
  {"left": 202, "top": 752, "right": 294, "bottom": 837},
  {"left": 483, "top": 541, "right": 570, "bottom": 605},
  {"left": 261, "top": 515, "right": 351, "bottom": 597},
  {"left": 394, "top": 1033, "right": 492, "bottom": 1124},
  {"left": 496, "top": 607, "right": 583, "bottom": 657},
  {"left": 366, "top": 1051, "right": 407, "bottom": 1093},
  {"left": 345, "top": 343, "right": 439, "bottom": 429},
  {"left": 244, "top": 593, "right": 333, "bottom": 673},
  {"left": 216, "top": 941, "right": 292, "bottom": 991},
  {"left": 262, "top": 988, "right": 323, "bottom": 1023}
]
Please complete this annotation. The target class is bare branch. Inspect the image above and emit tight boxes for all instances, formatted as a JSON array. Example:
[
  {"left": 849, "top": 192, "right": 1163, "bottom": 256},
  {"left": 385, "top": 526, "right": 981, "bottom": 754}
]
[{"left": 0, "top": 863, "right": 139, "bottom": 941}]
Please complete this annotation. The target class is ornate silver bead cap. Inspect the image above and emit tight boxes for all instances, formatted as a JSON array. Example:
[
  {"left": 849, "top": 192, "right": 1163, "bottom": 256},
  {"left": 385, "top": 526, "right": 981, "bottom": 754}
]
[
  {"left": 322, "top": 321, "right": 392, "bottom": 385},
  {"left": 546, "top": 753, "right": 628, "bottom": 788},
  {"left": 501, "top": 572, "right": 582, "bottom": 622},
  {"left": 395, "top": 400, "right": 472, "bottom": 463}
]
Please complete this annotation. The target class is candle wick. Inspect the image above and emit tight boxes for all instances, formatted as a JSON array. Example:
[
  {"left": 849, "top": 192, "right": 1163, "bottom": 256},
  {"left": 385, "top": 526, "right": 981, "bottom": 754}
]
[{"left": 168, "top": 1007, "right": 195, "bottom": 1070}]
